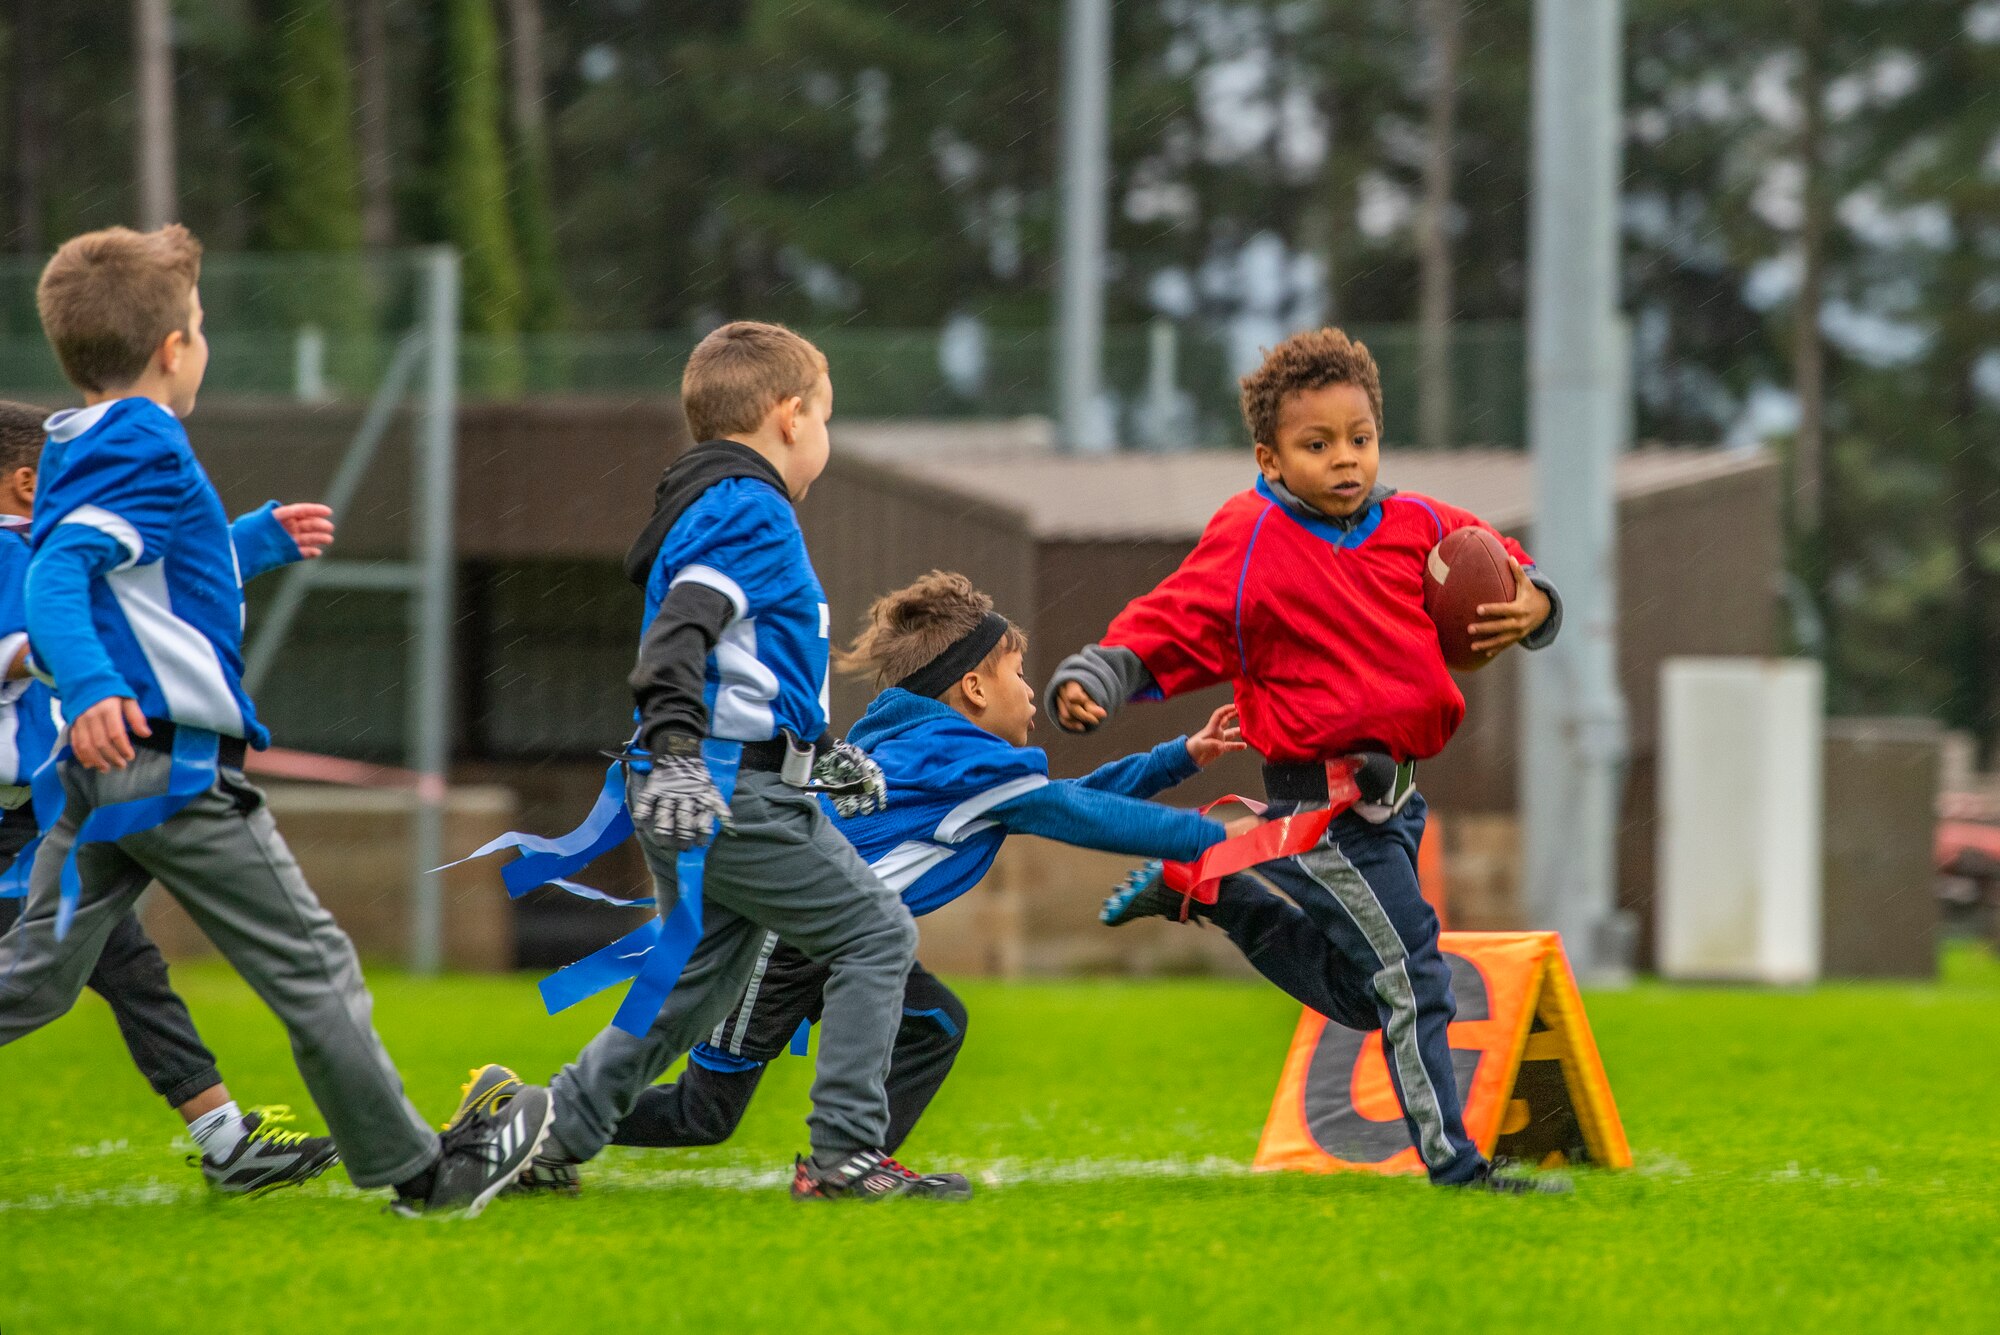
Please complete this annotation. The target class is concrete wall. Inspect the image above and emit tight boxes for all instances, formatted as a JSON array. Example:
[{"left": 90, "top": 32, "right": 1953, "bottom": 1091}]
[{"left": 141, "top": 784, "right": 519, "bottom": 971}]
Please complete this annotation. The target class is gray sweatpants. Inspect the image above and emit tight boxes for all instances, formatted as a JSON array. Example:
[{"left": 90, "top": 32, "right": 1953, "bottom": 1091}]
[
  {"left": 550, "top": 770, "right": 917, "bottom": 1161},
  {"left": 0, "top": 752, "right": 440, "bottom": 1189}
]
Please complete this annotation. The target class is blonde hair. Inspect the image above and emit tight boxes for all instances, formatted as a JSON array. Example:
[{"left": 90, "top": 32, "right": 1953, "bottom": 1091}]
[
  {"left": 681, "top": 320, "right": 829, "bottom": 442},
  {"left": 38, "top": 225, "right": 203, "bottom": 393},
  {"left": 835, "top": 571, "right": 1026, "bottom": 689}
]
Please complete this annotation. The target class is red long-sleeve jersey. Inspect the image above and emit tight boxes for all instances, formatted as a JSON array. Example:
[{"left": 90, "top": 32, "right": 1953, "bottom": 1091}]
[{"left": 1103, "top": 477, "right": 1538, "bottom": 765}]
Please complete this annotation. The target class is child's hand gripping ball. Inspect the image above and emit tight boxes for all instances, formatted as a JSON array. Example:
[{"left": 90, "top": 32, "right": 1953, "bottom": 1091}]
[{"left": 1423, "top": 527, "right": 1535, "bottom": 671}]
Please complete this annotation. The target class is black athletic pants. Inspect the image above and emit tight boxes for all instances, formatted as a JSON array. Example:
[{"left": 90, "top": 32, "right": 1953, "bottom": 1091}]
[
  {"left": 610, "top": 933, "right": 967, "bottom": 1155},
  {"left": 0, "top": 804, "right": 223, "bottom": 1107}
]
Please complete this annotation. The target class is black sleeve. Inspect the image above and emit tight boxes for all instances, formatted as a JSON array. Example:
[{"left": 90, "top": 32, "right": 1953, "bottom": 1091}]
[
  {"left": 629, "top": 582, "right": 737, "bottom": 750},
  {"left": 1523, "top": 572, "right": 1564, "bottom": 650},
  {"left": 1041, "top": 644, "right": 1156, "bottom": 731}
]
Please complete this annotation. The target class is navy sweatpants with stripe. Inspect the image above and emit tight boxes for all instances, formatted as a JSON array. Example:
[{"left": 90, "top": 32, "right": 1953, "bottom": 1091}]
[{"left": 1205, "top": 794, "right": 1484, "bottom": 1184}]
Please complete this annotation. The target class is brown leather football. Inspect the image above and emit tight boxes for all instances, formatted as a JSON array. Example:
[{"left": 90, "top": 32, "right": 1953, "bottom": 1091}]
[{"left": 1423, "top": 526, "right": 1517, "bottom": 671}]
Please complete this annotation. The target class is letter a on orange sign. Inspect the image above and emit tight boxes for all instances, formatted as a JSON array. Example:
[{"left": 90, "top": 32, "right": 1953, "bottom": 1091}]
[{"left": 1253, "top": 932, "right": 1630, "bottom": 1175}]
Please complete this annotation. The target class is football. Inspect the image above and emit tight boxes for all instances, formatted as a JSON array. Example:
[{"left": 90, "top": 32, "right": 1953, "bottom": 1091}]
[{"left": 1423, "top": 526, "right": 1519, "bottom": 671}]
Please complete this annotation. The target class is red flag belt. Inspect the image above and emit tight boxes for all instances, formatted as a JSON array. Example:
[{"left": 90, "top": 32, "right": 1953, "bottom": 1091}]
[{"left": 1158, "top": 758, "right": 1362, "bottom": 907}]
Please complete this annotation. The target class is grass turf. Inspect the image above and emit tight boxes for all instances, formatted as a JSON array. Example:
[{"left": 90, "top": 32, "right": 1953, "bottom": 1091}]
[{"left": 5, "top": 948, "right": 2000, "bottom": 1332}]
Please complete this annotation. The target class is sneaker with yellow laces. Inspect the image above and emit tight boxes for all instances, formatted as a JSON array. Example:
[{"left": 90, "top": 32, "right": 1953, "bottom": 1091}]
[
  {"left": 446, "top": 1064, "right": 525, "bottom": 1130},
  {"left": 189, "top": 1106, "right": 339, "bottom": 1196}
]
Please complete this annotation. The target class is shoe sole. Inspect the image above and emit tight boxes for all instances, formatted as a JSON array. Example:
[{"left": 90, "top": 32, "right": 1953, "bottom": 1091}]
[
  {"left": 203, "top": 1144, "right": 343, "bottom": 1198},
  {"left": 460, "top": 1090, "right": 555, "bottom": 1220},
  {"left": 240, "top": 1147, "right": 342, "bottom": 1199}
]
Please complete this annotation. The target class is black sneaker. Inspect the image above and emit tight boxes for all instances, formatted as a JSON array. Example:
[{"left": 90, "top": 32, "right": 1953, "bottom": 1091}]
[
  {"left": 508, "top": 1152, "right": 582, "bottom": 1196},
  {"left": 1458, "top": 1164, "right": 1572, "bottom": 1196},
  {"left": 392, "top": 1081, "right": 554, "bottom": 1218},
  {"left": 790, "top": 1148, "right": 972, "bottom": 1201},
  {"left": 445, "top": 1063, "right": 523, "bottom": 1130},
  {"left": 1100, "top": 861, "right": 1186, "bottom": 927},
  {"left": 189, "top": 1106, "right": 340, "bottom": 1196}
]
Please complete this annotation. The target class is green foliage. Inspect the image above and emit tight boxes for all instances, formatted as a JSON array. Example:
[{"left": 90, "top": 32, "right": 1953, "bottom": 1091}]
[
  {"left": 439, "top": 0, "right": 525, "bottom": 339},
  {"left": 509, "top": 127, "right": 566, "bottom": 332},
  {"left": 7, "top": 960, "right": 2000, "bottom": 1329},
  {"left": 246, "top": 0, "right": 363, "bottom": 253}
]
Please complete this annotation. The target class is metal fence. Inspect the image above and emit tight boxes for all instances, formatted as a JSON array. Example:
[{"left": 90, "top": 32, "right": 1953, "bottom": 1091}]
[{"left": 0, "top": 252, "right": 1528, "bottom": 446}]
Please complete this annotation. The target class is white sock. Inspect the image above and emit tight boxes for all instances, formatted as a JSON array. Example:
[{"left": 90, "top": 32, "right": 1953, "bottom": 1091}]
[{"left": 189, "top": 1101, "right": 246, "bottom": 1160}]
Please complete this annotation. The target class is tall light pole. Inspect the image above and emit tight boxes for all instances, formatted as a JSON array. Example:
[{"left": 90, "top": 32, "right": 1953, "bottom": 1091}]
[
  {"left": 1055, "top": 0, "right": 1113, "bottom": 452},
  {"left": 1522, "top": 0, "right": 1631, "bottom": 981},
  {"left": 135, "top": 0, "right": 177, "bottom": 228}
]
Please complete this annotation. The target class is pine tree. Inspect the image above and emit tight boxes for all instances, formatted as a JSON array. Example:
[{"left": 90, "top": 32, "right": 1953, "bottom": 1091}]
[
  {"left": 249, "top": 0, "right": 363, "bottom": 253},
  {"left": 502, "top": 0, "right": 565, "bottom": 331},
  {"left": 439, "top": 0, "right": 524, "bottom": 338}
]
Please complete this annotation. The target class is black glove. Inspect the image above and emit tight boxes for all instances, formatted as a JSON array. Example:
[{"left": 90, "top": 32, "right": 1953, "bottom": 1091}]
[
  {"left": 811, "top": 739, "right": 889, "bottom": 819},
  {"left": 628, "top": 734, "right": 732, "bottom": 850}
]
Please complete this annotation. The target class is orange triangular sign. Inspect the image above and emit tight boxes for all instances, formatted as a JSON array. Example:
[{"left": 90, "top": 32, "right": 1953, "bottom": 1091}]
[{"left": 1253, "top": 931, "right": 1630, "bottom": 1175}]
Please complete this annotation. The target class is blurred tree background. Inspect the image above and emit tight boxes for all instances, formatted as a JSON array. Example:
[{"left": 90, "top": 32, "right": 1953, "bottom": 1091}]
[{"left": 0, "top": 0, "right": 1994, "bottom": 749}]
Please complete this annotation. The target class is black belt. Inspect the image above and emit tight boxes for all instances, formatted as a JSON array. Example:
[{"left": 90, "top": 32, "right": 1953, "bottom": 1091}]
[
  {"left": 738, "top": 737, "right": 802, "bottom": 774},
  {"left": 134, "top": 720, "right": 248, "bottom": 770},
  {"left": 1262, "top": 757, "right": 1417, "bottom": 807}
]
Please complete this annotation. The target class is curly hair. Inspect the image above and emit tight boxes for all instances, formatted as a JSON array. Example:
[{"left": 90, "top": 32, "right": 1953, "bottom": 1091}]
[
  {"left": 0, "top": 400, "right": 46, "bottom": 476},
  {"left": 1238, "top": 326, "right": 1384, "bottom": 447},
  {"left": 834, "top": 570, "right": 1027, "bottom": 689}
]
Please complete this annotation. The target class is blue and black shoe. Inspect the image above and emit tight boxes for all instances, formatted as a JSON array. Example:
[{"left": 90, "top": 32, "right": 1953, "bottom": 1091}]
[{"left": 1101, "top": 861, "right": 1185, "bottom": 927}]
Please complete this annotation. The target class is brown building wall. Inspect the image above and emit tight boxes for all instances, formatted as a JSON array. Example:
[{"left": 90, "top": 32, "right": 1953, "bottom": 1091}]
[{"left": 191, "top": 396, "right": 689, "bottom": 561}]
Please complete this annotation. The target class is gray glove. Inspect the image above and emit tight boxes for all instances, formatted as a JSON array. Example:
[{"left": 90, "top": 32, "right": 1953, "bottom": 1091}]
[
  {"left": 629, "top": 735, "right": 733, "bottom": 850},
  {"left": 811, "top": 739, "right": 889, "bottom": 819}
]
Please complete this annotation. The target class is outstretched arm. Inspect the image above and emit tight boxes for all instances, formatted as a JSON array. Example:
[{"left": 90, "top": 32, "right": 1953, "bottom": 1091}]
[
  {"left": 991, "top": 781, "right": 1229, "bottom": 864},
  {"left": 231, "top": 501, "right": 334, "bottom": 581},
  {"left": 1074, "top": 704, "right": 1247, "bottom": 799}
]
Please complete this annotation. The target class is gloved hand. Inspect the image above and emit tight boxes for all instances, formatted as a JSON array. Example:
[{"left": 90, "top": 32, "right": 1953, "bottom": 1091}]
[
  {"left": 629, "top": 735, "right": 732, "bottom": 850},
  {"left": 812, "top": 739, "right": 889, "bottom": 819}
]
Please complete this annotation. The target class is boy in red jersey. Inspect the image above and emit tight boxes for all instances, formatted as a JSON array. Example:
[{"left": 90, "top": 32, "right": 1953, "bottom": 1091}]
[{"left": 1048, "top": 327, "right": 1564, "bottom": 1193}]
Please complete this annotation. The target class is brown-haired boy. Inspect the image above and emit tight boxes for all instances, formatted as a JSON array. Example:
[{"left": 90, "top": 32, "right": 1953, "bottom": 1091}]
[
  {"left": 0, "top": 399, "right": 342, "bottom": 1194},
  {"left": 1050, "top": 327, "right": 1567, "bottom": 1193},
  {"left": 0, "top": 226, "right": 553, "bottom": 1217},
  {"left": 569, "top": 571, "right": 1253, "bottom": 1170},
  {"left": 510, "top": 322, "right": 964, "bottom": 1200}
]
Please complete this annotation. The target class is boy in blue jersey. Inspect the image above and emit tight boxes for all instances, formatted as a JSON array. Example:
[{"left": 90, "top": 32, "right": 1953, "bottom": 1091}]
[
  {"left": 516, "top": 321, "right": 960, "bottom": 1201},
  {"left": 0, "top": 401, "right": 341, "bottom": 1195},
  {"left": 0, "top": 226, "right": 551, "bottom": 1217},
  {"left": 561, "top": 571, "right": 1257, "bottom": 1170}
]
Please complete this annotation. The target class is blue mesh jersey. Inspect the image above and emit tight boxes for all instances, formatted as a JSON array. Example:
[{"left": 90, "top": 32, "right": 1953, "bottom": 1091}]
[
  {"left": 642, "top": 477, "right": 830, "bottom": 744},
  {"left": 0, "top": 527, "right": 62, "bottom": 804},
  {"left": 830, "top": 688, "right": 1224, "bottom": 917},
  {"left": 25, "top": 398, "right": 302, "bottom": 747}
]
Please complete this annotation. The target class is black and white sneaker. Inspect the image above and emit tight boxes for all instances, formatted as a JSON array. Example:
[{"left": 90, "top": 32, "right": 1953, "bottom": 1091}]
[
  {"left": 392, "top": 1078, "right": 554, "bottom": 1218},
  {"left": 189, "top": 1106, "right": 340, "bottom": 1196},
  {"left": 445, "top": 1063, "right": 523, "bottom": 1130},
  {"left": 790, "top": 1148, "right": 972, "bottom": 1201}
]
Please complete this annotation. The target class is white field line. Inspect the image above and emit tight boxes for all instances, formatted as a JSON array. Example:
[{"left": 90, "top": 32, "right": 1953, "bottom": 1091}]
[{"left": 0, "top": 1151, "right": 1257, "bottom": 1213}]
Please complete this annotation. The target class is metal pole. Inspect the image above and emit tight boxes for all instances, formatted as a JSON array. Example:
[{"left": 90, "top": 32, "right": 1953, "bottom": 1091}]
[
  {"left": 134, "top": 0, "right": 177, "bottom": 228},
  {"left": 1055, "top": 0, "right": 1112, "bottom": 452},
  {"left": 1522, "top": 0, "right": 1631, "bottom": 982},
  {"left": 408, "top": 248, "right": 459, "bottom": 974}
]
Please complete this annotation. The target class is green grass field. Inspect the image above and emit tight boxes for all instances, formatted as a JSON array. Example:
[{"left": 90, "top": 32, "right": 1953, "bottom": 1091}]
[{"left": 5, "top": 948, "right": 2000, "bottom": 1333}]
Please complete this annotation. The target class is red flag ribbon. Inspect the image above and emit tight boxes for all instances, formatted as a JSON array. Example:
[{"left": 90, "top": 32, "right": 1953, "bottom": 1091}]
[{"left": 1158, "top": 758, "right": 1362, "bottom": 909}]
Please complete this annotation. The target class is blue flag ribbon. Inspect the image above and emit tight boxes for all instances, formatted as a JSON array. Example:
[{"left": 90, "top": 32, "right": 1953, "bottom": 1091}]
[
  {"left": 439, "top": 760, "right": 636, "bottom": 899},
  {"left": 0, "top": 727, "right": 220, "bottom": 941},
  {"left": 448, "top": 741, "right": 742, "bottom": 1039}
]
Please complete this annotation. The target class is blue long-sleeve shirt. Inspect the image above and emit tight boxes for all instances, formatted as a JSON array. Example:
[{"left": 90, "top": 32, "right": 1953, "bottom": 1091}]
[
  {"left": 830, "top": 688, "right": 1224, "bottom": 917},
  {"left": 25, "top": 399, "right": 300, "bottom": 743}
]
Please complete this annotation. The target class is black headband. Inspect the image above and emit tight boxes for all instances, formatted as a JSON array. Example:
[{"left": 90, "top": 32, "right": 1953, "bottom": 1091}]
[{"left": 896, "top": 612, "right": 1013, "bottom": 699}]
